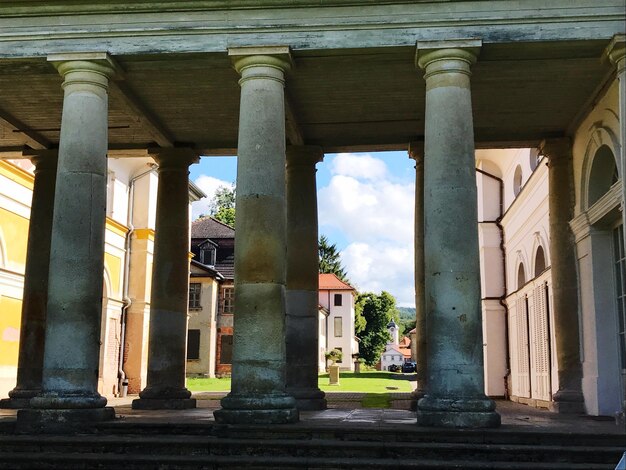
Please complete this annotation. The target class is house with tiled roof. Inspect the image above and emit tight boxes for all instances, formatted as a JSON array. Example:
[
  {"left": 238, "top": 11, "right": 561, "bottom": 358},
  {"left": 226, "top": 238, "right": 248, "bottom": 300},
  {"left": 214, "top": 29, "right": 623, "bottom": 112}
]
[
  {"left": 380, "top": 320, "right": 412, "bottom": 371},
  {"left": 188, "top": 217, "right": 235, "bottom": 377},
  {"left": 318, "top": 273, "right": 359, "bottom": 372}
]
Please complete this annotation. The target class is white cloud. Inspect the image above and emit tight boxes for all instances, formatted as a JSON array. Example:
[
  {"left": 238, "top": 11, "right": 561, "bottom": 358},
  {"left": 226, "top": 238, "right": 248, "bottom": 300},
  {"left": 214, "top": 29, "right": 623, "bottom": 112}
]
[
  {"left": 191, "top": 175, "right": 233, "bottom": 220},
  {"left": 331, "top": 153, "right": 388, "bottom": 180},
  {"left": 318, "top": 153, "right": 416, "bottom": 307}
]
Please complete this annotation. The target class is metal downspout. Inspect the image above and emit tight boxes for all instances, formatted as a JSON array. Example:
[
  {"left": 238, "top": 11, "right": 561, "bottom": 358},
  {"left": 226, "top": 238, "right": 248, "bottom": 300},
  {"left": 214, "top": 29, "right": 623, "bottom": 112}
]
[{"left": 475, "top": 167, "right": 509, "bottom": 398}]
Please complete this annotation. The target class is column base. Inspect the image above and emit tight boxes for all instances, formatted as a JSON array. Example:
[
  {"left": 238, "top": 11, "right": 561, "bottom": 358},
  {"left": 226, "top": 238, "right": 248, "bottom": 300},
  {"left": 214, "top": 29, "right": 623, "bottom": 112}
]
[
  {"left": 0, "top": 397, "right": 32, "bottom": 409},
  {"left": 409, "top": 389, "right": 426, "bottom": 412},
  {"left": 0, "top": 388, "right": 40, "bottom": 409},
  {"left": 16, "top": 407, "right": 115, "bottom": 434},
  {"left": 215, "top": 393, "right": 299, "bottom": 424},
  {"left": 549, "top": 389, "right": 585, "bottom": 414},
  {"left": 287, "top": 387, "right": 327, "bottom": 411},
  {"left": 132, "top": 398, "right": 197, "bottom": 410},
  {"left": 416, "top": 396, "right": 501, "bottom": 428}
]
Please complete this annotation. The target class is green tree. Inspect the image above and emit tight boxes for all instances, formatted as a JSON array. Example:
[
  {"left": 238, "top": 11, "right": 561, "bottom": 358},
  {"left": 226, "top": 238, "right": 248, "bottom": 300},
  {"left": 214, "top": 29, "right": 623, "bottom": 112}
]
[
  {"left": 355, "top": 291, "right": 399, "bottom": 366},
  {"left": 318, "top": 235, "right": 348, "bottom": 281},
  {"left": 210, "top": 184, "right": 236, "bottom": 226}
]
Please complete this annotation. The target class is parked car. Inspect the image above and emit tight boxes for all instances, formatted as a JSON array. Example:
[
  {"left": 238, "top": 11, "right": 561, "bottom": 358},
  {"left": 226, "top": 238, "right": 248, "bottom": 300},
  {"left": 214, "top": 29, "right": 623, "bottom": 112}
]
[
  {"left": 402, "top": 361, "right": 416, "bottom": 373},
  {"left": 388, "top": 364, "right": 400, "bottom": 372}
]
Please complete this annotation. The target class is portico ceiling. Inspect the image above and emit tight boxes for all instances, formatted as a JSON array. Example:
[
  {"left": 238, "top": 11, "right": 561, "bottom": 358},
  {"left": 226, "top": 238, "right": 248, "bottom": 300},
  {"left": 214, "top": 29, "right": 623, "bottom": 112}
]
[{"left": 0, "top": 0, "right": 622, "bottom": 155}]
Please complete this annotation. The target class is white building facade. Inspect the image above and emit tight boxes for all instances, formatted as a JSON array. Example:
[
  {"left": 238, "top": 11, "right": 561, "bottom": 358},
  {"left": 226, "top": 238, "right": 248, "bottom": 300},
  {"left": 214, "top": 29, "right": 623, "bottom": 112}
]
[{"left": 318, "top": 273, "right": 358, "bottom": 372}]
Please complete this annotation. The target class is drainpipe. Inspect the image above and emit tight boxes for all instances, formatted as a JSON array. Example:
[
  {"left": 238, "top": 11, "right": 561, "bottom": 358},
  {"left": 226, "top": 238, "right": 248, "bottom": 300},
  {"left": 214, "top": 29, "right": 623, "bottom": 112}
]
[
  {"left": 475, "top": 167, "right": 510, "bottom": 398},
  {"left": 117, "top": 163, "right": 157, "bottom": 397}
]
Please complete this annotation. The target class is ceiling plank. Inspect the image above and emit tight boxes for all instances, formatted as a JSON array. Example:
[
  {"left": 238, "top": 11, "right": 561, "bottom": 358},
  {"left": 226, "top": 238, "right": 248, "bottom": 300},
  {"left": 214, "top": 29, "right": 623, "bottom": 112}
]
[
  {"left": 0, "top": 107, "right": 50, "bottom": 150},
  {"left": 110, "top": 81, "right": 175, "bottom": 148}
]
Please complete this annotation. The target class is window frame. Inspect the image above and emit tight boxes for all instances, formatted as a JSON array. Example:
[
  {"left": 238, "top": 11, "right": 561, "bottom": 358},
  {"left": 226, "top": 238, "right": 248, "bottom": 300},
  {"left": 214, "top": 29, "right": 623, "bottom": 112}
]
[{"left": 189, "top": 282, "right": 202, "bottom": 310}]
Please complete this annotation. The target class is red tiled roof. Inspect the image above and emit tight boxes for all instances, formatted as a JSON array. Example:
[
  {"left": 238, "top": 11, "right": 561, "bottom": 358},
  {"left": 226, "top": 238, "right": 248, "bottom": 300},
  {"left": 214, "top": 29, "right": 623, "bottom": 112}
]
[
  {"left": 319, "top": 273, "right": 354, "bottom": 291},
  {"left": 191, "top": 216, "right": 235, "bottom": 239}
]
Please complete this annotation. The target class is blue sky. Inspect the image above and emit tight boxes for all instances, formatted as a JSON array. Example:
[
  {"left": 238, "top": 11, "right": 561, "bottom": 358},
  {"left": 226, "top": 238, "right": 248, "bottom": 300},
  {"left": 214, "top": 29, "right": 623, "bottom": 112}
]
[{"left": 190, "top": 151, "right": 416, "bottom": 307}]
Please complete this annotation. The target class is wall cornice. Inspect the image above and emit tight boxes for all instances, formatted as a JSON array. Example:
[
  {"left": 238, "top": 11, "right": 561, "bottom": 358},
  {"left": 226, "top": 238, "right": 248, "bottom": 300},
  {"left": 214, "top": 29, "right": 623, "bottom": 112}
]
[{"left": 0, "top": 2, "right": 624, "bottom": 57}]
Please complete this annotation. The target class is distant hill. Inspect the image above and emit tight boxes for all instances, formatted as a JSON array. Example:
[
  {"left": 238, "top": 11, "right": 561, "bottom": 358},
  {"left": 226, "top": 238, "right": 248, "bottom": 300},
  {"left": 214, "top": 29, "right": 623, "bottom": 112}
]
[{"left": 397, "top": 307, "right": 415, "bottom": 321}]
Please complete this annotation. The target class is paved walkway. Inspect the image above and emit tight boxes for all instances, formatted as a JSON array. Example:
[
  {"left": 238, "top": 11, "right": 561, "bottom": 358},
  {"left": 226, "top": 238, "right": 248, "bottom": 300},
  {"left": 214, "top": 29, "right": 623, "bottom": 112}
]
[{"left": 2, "top": 394, "right": 622, "bottom": 435}]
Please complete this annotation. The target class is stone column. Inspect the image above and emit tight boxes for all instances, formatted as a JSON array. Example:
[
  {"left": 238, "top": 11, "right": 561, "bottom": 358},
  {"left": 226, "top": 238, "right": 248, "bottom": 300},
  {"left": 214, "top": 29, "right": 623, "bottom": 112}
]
[
  {"left": 214, "top": 47, "right": 298, "bottom": 424},
  {"left": 285, "top": 145, "right": 326, "bottom": 411},
  {"left": 606, "top": 35, "right": 626, "bottom": 270},
  {"left": 18, "top": 54, "right": 117, "bottom": 432},
  {"left": 408, "top": 141, "right": 427, "bottom": 408},
  {"left": 539, "top": 138, "right": 585, "bottom": 413},
  {"left": 0, "top": 151, "right": 57, "bottom": 410},
  {"left": 415, "top": 41, "right": 500, "bottom": 428},
  {"left": 132, "top": 148, "right": 198, "bottom": 410}
]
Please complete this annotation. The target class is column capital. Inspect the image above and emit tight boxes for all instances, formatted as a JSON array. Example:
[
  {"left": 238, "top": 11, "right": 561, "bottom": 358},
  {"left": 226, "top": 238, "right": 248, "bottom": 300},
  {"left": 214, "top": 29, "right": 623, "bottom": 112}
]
[
  {"left": 148, "top": 147, "right": 200, "bottom": 169},
  {"left": 539, "top": 138, "right": 572, "bottom": 167},
  {"left": 22, "top": 149, "right": 58, "bottom": 171},
  {"left": 408, "top": 141, "right": 424, "bottom": 164},
  {"left": 605, "top": 34, "right": 626, "bottom": 72},
  {"left": 47, "top": 52, "right": 120, "bottom": 89},
  {"left": 415, "top": 39, "right": 481, "bottom": 76},
  {"left": 286, "top": 145, "right": 324, "bottom": 168},
  {"left": 229, "top": 46, "right": 293, "bottom": 77}
]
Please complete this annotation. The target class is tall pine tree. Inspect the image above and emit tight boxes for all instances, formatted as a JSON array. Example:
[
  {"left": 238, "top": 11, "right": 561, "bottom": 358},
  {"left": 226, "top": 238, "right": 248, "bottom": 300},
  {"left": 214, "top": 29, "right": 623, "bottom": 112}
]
[{"left": 318, "top": 235, "right": 348, "bottom": 281}]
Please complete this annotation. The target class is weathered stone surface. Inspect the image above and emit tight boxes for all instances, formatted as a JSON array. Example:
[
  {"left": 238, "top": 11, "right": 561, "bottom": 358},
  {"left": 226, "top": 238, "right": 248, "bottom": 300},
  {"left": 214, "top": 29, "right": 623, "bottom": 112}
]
[
  {"left": 415, "top": 42, "right": 499, "bottom": 428},
  {"left": 17, "top": 56, "right": 116, "bottom": 433},
  {"left": 16, "top": 407, "right": 115, "bottom": 434},
  {"left": 131, "top": 398, "right": 196, "bottom": 410},
  {"left": 133, "top": 148, "right": 198, "bottom": 411},
  {"left": 216, "top": 49, "right": 298, "bottom": 425}
]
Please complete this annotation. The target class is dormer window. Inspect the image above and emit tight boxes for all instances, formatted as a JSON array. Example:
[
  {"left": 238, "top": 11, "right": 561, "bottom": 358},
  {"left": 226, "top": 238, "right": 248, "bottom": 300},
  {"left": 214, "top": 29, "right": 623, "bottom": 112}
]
[{"left": 200, "top": 246, "right": 216, "bottom": 266}]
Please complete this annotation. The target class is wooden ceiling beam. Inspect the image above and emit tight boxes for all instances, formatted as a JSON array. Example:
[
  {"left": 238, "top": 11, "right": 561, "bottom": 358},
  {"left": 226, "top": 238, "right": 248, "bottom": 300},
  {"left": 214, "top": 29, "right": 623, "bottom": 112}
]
[
  {"left": 0, "top": 107, "right": 50, "bottom": 150},
  {"left": 109, "top": 81, "right": 175, "bottom": 148}
]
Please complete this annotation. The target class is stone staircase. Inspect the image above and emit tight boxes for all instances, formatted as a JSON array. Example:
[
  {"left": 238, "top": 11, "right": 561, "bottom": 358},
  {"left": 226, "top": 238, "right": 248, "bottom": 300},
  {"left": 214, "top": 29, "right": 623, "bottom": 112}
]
[{"left": 0, "top": 421, "right": 623, "bottom": 469}]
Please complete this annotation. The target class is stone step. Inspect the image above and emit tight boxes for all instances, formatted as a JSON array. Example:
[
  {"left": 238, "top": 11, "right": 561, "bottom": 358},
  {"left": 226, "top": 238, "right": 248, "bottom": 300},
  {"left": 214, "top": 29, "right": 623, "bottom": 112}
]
[
  {"left": 0, "top": 451, "right": 618, "bottom": 470},
  {"left": 0, "top": 434, "right": 621, "bottom": 464},
  {"left": 97, "top": 420, "right": 626, "bottom": 448}
]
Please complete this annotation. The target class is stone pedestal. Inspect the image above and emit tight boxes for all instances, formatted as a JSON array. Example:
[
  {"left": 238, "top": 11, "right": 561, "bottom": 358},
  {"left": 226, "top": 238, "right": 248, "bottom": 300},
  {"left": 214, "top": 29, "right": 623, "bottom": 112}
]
[
  {"left": 408, "top": 141, "right": 426, "bottom": 410},
  {"left": 17, "top": 53, "right": 117, "bottom": 433},
  {"left": 0, "top": 152, "right": 57, "bottom": 410},
  {"left": 415, "top": 41, "right": 500, "bottom": 428},
  {"left": 132, "top": 149, "right": 198, "bottom": 411},
  {"left": 285, "top": 145, "right": 327, "bottom": 411},
  {"left": 214, "top": 47, "right": 298, "bottom": 424},
  {"left": 540, "top": 138, "right": 585, "bottom": 414}
]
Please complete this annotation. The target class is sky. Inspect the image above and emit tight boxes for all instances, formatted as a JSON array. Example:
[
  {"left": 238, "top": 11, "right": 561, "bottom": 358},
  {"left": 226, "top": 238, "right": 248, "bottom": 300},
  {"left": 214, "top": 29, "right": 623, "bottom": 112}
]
[{"left": 190, "top": 151, "right": 416, "bottom": 307}]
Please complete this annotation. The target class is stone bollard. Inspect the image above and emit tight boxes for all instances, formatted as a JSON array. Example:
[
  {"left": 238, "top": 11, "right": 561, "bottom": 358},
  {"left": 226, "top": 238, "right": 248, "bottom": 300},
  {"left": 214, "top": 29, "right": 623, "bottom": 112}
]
[{"left": 329, "top": 365, "right": 340, "bottom": 386}]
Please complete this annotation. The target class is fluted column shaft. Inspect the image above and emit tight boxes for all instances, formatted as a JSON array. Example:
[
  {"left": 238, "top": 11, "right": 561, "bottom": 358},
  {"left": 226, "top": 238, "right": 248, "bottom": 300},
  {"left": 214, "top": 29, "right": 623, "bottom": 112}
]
[
  {"left": 132, "top": 149, "right": 198, "bottom": 410},
  {"left": 415, "top": 41, "right": 500, "bottom": 428},
  {"left": 215, "top": 47, "right": 298, "bottom": 424},
  {"left": 18, "top": 54, "right": 116, "bottom": 432},
  {"left": 285, "top": 145, "right": 326, "bottom": 411},
  {"left": 0, "top": 152, "right": 57, "bottom": 409},
  {"left": 540, "top": 138, "right": 584, "bottom": 413},
  {"left": 408, "top": 142, "right": 426, "bottom": 403}
]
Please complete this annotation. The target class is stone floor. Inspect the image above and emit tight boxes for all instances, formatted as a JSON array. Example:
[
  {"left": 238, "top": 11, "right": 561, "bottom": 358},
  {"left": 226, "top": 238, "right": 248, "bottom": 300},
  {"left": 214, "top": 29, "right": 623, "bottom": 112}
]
[{"left": 2, "top": 394, "right": 622, "bottom": 435}]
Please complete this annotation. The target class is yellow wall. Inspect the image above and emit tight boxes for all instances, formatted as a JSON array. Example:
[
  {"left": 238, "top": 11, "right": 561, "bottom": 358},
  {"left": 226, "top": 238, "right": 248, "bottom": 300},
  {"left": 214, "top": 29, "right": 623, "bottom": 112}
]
[
  {"left": 0, "top": 207, "right": 29, "bottom": 271},
  {"left": 104, "top": 252, "right": 122, "bottom": 300},
  {"left": 0, "top": 296, "right": 21, "bottom": 366}
]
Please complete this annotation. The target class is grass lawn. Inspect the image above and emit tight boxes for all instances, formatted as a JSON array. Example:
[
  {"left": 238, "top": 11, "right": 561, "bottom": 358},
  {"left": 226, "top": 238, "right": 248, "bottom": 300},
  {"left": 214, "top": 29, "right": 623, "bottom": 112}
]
[
  {"left": 318, "top": 371, "right": 412, "bottom": 393},
  {"left": 187, "top": 371, "right": 412, "bottom": 393}
]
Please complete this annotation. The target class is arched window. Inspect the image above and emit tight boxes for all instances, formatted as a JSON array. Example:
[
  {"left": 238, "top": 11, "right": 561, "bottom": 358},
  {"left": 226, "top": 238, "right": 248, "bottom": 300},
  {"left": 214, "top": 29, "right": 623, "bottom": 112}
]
[
  {"left": 517, "top": 263, "right": 526, "bottom": 290},
  {"left": 534, "top": 246, "right": 546, "bottom": 277},
  {"left": 529, "top": 148, "right": 540, "bottom": 172},
  {"left": 513, "top": 165, "right": 523, "bottom": 197},
  {"left": 588, "top": 145, "right": 618, "bottom": 207}
]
